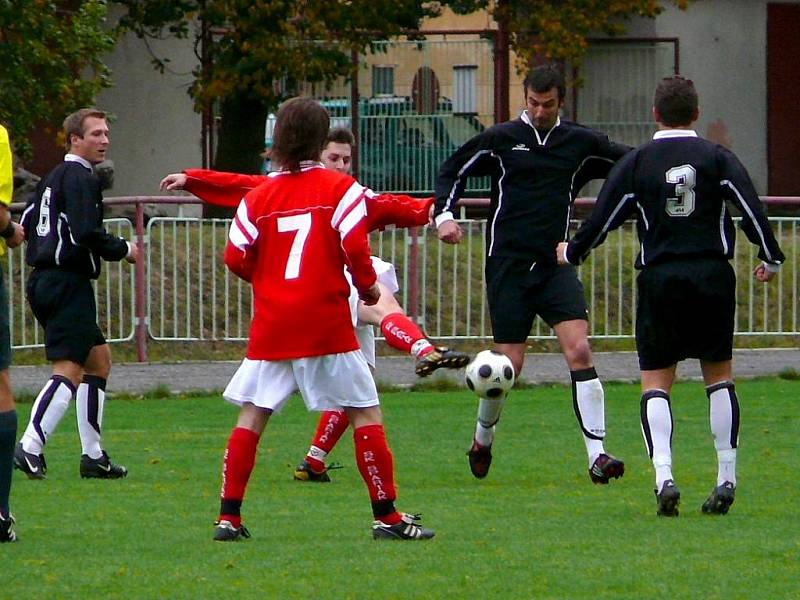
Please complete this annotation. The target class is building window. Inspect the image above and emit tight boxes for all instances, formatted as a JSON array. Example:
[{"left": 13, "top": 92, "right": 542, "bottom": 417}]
[
  {"left": 453, "top": 65, "right": 478, "bottom": 115},
  {"left": 372, "top": 65, "right": 395, "bottom": 97}
]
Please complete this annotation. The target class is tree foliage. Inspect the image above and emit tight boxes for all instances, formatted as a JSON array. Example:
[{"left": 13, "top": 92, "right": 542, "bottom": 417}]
[
  {"left": 450, "top": 0, "right": 691, "bottom": 69},
  {"left": 0, "top": 1, "right": 116, "bottom": 160},
  {"left": 114, "top": 0, "right": 444, "bottom": 178}
]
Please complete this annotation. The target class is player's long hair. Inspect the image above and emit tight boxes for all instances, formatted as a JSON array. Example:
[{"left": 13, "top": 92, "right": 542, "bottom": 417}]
[{"left": 271, "top": 98, "right": 330, "bottom": 173}]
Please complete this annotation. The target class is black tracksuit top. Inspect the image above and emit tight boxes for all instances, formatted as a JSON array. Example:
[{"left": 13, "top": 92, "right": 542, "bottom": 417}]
[
  {"left": 21, "top": 158, "right": 128, "bottom": 279},
  {"left": 434, "top": 113, "right": 630, "bottom": 266},
  {"left": 566, "top": 131, "right": 785, "bottom": 269}
]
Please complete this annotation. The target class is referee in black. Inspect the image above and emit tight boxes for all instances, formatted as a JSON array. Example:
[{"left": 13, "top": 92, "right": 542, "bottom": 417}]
[
  {"left": 15, "top": 108, "right": 138, "bottom": 479},
  {"left": 434, "top": 65, "right": 629, "bottom": 483},
  {"left": 559, "top": 76, "right": 785, "bottom": 517}
]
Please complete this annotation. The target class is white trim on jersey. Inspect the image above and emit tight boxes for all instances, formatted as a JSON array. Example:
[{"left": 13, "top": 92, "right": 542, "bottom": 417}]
[
  {"left": 564, "top": 154, "right": 618, "bottom": 241},
  {"left": 720, "top": 179, "right": 780, "bottom": 263},
  {"left": 229, "top": 201, "right": 258, "bottom": 250},
  {"left": 585, "top": 193, "right": 636, "bottom": 254},
  {"left": 487, "top": 151, "right": 506, "bottom": 257},
  {"left": 521, "top": 111, "right": 561, "bottom": 146},
  {"left": 718, "top": 202, "right": 729, "bottom": 255},
  {"left": 636, "top": 201, "right": 650, "bottom": 265},
  {"left": 652, "top": 129, "right": 698, "bottom": 140},
  {"left": 443, "top": 149, "right": 493, "bottom": 215},
  {"left": 331, "top": 182, "right": 367, "bottom": 233}
]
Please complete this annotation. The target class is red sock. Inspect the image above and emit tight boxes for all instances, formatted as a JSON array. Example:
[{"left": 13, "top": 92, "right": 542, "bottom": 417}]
[
  {"left": 305, "top": 410, "right": 349, "bottom": 472},
  {"left": 353, "top": 424, "right": 400, "bottom": 524},
  {"left": 380, "top": 312, "right": 433, "bottom": 357},
  {"left": 219, "top": 426, "right": 260, "bottom": 527}
]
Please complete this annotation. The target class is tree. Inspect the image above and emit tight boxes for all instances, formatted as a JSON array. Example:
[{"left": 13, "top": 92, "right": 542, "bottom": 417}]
[
  {"left": 114, "top": 1, "right": 443, "bottom": 180},
  {"left": 0, "top": 1, "right": 116, "bottom": 160},
  {"left": 451, "top": 0, "right": 691, "bottom": 69}
]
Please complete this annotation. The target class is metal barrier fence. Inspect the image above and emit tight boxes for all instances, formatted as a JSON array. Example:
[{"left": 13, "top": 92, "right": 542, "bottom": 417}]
[{"left": 8, "top": 197, "right": 799, "bottom": 360}]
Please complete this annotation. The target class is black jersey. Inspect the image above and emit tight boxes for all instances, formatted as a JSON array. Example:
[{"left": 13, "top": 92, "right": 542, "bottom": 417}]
[
  {"left": 21, "top": 157, "right": 129, "bottom": 279},
  {"left": 565, "top": 130, "right": 785, "bottom": 268},
  {"left": 434, "top": 112, "right": 630, "bottom": 264}
]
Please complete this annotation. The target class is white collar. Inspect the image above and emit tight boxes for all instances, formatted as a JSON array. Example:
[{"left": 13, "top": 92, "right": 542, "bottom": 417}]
[
  {"left": 268, "top": 161, "right": 325, "bottom": 177},
  {"left": 653, "top": 129, "right": 698, "bottom": 140},
  {"left": 64, "top": 154, "right": 93, "bottom": 170},
  {"left": 521, "top": 110, "right": 561, "bottom": 145}
]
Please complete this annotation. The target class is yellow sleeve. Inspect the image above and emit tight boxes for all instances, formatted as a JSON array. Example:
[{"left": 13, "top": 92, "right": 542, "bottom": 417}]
[{"left": 0, "top": 126, "right": 12, "bottom": 207}]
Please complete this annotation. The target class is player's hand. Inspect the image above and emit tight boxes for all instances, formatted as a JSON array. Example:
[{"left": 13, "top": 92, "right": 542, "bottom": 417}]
[
  {"left": 555, "top": 242, "right": 569, "bottom": 266},
  {"left": 359, "top": 282, "right": 381, "bottom": 306},
  {"left": 125, "top": 242, "right": 140, "bottom": 264},
  {"left": 159, "top": 173, "right": 187, "bottom": 191},
  {"left": 428, "top": 204, "right": 435, "bottom": 227},
  {"left": 753, "top": 261, "right": 776, "bottom": 282},
  {"left": 437, "top": 220, "right": 463, "bottom": 244},
  {"left": 5, "top": 222, "right": 25, "bottom": 249}
]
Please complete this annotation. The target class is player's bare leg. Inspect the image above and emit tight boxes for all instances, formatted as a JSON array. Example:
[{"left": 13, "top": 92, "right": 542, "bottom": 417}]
[
  {"left": 214, "top": 403, "right": 271, "bottom": 541},
  {"left": 700, "top": 359, "right": 738, "bottom": 515},
  {"left": 641, "top": 365, "right": 680, "bottom": 516},
  {"left": 345, "top": 405, "right": 434, "bottom": 540},
  {"left": 555, "top": 319, "right": 624, "bottom": 484}
]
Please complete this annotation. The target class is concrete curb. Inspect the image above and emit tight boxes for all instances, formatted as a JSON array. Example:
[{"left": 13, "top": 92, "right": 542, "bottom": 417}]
[{"left": 8, "top": 348, "right": 798, "bottom": 395}]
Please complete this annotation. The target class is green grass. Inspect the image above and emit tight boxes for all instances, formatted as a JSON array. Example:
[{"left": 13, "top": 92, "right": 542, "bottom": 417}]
[{"left": 5, "top": 379, "right": 798, "bottom": 599}]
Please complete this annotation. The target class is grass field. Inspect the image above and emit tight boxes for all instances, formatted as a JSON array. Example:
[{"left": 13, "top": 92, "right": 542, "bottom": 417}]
[{"left": 4, "top": 378, "right": 798, "bottom": 599}]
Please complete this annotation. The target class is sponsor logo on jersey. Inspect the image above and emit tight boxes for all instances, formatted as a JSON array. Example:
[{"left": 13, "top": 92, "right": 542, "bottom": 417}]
[{"left": 512, "top": 143, "right": 530, "bottom": 152}]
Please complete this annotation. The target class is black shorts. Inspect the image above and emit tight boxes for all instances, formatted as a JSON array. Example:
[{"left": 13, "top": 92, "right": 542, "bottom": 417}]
[
  {"left": 486, "top": 257, "right": 588, "bottom": 343},
  {"left": 636, "top": 258, "right": 735, "bottom": 370},
  {"left": 26, "top": 269, "right": 106, "bottom": 364}
]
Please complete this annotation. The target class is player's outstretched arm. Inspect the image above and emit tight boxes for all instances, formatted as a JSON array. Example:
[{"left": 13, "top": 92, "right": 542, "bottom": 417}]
[{"left": 159, "top": 173, "right": 187, "bottom": 191}]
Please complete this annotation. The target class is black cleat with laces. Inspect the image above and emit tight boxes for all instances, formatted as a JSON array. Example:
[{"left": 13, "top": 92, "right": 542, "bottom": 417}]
[
  {"left": 701, "top": 481, "right": 735, "bottom": 515},
  {"left": 292, "top": 459, "right": 343, "bottom": 482},
  {"left": 80, "top": 451, "right": 128, "bottom": 479},
  {"left": 0, "top": 513, "right": 16, "bottom": 543},
  {"left": 589, "top": 453, "right": 625, "bottom": 484},
  {"left": 13, "top": 443, "right": 46, "bottom": 480},
  {"left": 213, "top": 520, "right": 251, "bottom": 542},
  {"left": 372, "top": 513, "right": 435, "bottom": 541},
  {"left": 655, "top": 479, "right": 680, "bottom": 517},
  {"left": 467, "top": 440, "right": 492, "bottom": 479},
  {"left": 415, "top": 346, "right": 471, "bottom": 377}
]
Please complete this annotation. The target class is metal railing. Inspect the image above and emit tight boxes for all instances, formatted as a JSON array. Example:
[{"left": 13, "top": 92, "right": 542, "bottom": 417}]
[{"left": 8, "top": 196, "right": 799, "bottom": 360}]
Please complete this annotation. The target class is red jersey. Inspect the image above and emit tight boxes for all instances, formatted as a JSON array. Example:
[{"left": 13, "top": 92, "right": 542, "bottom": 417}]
[
  {"left": 183, "top": 168, "right": 433, "bottom": 232},
  {"left": 225, "top": 163, "right": 376, "bottom": 360}
]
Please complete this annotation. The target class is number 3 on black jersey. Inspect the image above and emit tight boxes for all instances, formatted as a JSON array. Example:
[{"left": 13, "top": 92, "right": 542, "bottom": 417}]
[{"left": 665, "top": 164, "right": 696, "bottom": 217}]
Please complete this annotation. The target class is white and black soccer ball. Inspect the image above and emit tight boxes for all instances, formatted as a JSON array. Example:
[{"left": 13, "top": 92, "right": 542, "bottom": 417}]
[{"left": 465, "top": 350, "right": 515, "bottom": 398}]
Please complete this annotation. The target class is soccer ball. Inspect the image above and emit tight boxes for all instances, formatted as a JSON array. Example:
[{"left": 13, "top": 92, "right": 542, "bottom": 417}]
[{"left": 465, "top": 350, "right": 515, "bottom": 398}]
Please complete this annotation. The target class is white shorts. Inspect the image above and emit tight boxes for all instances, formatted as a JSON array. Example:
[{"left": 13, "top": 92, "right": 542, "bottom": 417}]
[
  {"left": 223, "top": 352, "right": 379, "bottom": 413},
  {"left": 355, "top": 325, "right": 376, "bottom": 368},
  {"left": 348, "top": 256, "right": 399, "bottom": 367}
]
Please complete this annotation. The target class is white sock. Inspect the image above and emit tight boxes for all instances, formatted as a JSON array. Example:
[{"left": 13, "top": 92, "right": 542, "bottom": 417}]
[
  {"left": 306, "top": 445, "right": 328, "bottom": 462},
  {"left": 474, "top": 394, "right": 506, "bottom": 447},
  {"left": 571, "top": 369, "right": 606, "bottom": 466},
  {"left": 640, "top": 389, "right": 674, "bottom": 490},
  {"left": 77, "top": 377, "right": 106, "bottom": 459},
  {"left": 411, "top": 339, "right": 434, "bottom": 358},
  {"left": 707, "top": 381, "right": 739, "bottom": 486},
  {"left": 21, "top": 377, "right": 75, "bottom": 455}
]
